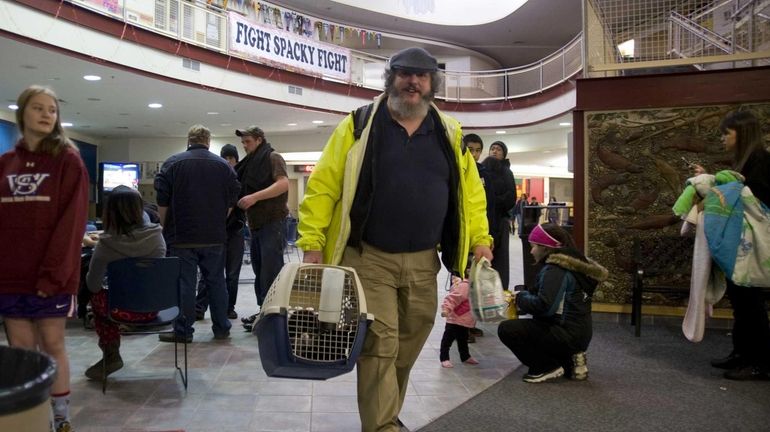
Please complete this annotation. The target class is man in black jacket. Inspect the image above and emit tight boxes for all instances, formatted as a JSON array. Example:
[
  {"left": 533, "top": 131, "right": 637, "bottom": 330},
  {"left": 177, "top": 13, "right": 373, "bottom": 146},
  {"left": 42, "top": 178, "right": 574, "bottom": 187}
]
[{"left": 154, "top": 125, "right": 240, "bottom": 342}]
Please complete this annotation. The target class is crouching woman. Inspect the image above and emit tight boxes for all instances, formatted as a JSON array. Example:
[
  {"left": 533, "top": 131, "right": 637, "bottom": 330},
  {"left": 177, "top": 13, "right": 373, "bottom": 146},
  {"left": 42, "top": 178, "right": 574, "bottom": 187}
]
[
  {"left": 498, "top": 223, "right": 607, "bottom": 383},
  {"left": 84, "top": 186, "right": 166, "bottom": 380}
]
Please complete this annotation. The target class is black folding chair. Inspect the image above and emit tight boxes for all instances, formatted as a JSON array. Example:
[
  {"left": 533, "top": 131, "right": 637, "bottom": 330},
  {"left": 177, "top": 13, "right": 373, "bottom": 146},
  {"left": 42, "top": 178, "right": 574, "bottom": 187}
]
[{"left": 104, "top": 257, "right": 187, "bottom": 393}]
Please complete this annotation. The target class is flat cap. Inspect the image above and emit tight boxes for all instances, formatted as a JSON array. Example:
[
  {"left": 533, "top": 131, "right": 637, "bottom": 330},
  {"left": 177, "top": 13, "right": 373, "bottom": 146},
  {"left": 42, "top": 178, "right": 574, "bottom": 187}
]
[
  {"left": 235, "top": 125, "right": 265, "bottom": 139},
  {"left": 389, "top": 47, "right": 438, "bottom": 73}
]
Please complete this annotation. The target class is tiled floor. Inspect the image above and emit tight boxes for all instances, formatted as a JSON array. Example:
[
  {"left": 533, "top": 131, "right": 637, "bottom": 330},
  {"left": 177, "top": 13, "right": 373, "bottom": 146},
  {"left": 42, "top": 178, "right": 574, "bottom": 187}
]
[{"left": 1, "top": 239, "right": 526, "bottom": 432}]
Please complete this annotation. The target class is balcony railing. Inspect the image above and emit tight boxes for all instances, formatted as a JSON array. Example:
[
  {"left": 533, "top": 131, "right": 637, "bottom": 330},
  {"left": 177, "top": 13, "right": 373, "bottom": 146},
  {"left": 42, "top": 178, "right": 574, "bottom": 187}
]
[{"left": 66, "top": 0, "right": 582, "bottom": 102}]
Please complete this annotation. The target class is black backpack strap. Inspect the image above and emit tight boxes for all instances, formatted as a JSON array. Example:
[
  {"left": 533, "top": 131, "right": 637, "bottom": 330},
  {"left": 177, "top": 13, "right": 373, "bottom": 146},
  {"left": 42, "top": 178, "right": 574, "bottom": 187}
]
[{"left": 352, "top": 103, "right": 374, "bottom": 140}]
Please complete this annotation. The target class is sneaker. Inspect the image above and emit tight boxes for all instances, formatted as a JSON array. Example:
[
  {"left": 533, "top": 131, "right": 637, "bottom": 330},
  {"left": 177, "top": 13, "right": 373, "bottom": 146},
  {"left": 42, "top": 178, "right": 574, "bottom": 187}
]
[
  {"left": 158, "top": 333, "right": 192, "bottom": 343},
  {"left": 241, "top": 313, "right": 258, "bottom": 325},
  {"left": 523, "top": 366, "right": 564, "bottom": 383},
  {"left": 195, "top": 311, "right": 205, "bottom": 321},
  {"left": 469, "top": 327, "right": 484, "bottom": 337},
  {"left": 440, "top": 360, "right": 454, "bottom": 368},
  {"left": 711, "top": 351, "right": 744, "bottom": 370},
  {"left": 724, "top": 365, "right": 770, "bottom": 381},
  {"left": 242, "top": 323, "right": 254, "bottom": 332},
  {"left": 55, "top": 420, "right": 73, "bottom": 432},
  {"left": 572, "top": 351, "right": 588, "bottom": 380},
  {"left": 227, "top": 310, "right": 238, "bottom": 319},
  {"left": 463, "top": 357, "right": 479, "bottom": 365}
]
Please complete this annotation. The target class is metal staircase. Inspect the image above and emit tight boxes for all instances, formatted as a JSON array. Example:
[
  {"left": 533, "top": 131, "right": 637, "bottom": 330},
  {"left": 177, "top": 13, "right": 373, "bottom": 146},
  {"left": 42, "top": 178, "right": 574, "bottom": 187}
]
[{"left": 668, "top": 0, "right": 770, "bottom": 69}]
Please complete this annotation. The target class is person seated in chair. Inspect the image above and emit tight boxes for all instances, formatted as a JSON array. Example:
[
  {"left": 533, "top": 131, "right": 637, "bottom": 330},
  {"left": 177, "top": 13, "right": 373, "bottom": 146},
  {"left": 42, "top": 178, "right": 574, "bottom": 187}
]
[{"left": 84, "top": 186, "right": 166, "bottom": 380}]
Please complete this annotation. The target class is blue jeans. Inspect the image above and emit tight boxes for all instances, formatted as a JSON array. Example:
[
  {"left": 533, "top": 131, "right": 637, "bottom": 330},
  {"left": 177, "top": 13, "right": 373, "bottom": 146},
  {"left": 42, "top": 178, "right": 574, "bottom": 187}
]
[
  {"left": 195, "top": 228, "right": 244, "bottom": 314},
  {"left": 170, "top": 245, "right": 232, "bottom": 337},
  {"left": 250, "top": 220, "right": 285, "bottom": 307}
]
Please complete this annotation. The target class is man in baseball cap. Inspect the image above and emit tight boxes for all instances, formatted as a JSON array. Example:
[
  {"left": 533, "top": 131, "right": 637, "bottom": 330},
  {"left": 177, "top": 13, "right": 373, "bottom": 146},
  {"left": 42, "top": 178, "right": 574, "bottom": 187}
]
[{"left": 233, "top": 125, "right": 289, "bottom": 329}]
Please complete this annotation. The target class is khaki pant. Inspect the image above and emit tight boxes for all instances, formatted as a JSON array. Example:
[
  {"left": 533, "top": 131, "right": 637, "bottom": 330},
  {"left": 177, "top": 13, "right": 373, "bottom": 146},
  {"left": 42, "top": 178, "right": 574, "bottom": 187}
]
[{"left": 341, "top": 243, "right": 440, "bottom": 432}]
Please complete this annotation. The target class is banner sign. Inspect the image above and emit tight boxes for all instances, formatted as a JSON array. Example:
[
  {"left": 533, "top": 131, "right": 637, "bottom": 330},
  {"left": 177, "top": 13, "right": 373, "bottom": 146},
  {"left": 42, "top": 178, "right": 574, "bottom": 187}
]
[{"left": 229, "top": 12, "right": 352, "bottom": 82}]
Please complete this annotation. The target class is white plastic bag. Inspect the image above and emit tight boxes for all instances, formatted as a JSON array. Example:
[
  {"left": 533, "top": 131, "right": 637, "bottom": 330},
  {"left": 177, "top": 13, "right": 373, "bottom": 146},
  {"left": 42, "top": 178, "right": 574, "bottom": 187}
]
[{"left": 468, "top": 257, "right": 507, "bottom": 322}]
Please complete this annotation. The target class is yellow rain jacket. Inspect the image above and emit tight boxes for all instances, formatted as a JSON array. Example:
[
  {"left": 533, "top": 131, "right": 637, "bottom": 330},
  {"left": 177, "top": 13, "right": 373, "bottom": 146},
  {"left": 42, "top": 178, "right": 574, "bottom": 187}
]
[{"left": 296, "top": 94, "right": 492, "bottom": 275}]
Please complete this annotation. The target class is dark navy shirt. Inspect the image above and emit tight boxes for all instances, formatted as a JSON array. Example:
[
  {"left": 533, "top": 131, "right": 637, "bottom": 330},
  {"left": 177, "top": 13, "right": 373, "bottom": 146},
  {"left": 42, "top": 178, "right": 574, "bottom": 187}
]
[{"left": 363, "top": 107, "right": 450, "bottom": 252}]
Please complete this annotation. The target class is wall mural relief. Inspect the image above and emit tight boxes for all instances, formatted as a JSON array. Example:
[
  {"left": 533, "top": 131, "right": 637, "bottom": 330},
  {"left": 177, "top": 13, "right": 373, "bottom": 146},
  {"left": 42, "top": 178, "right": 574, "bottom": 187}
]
[{"left": 586, "top": 103, "right": 770, "bottom": 305}]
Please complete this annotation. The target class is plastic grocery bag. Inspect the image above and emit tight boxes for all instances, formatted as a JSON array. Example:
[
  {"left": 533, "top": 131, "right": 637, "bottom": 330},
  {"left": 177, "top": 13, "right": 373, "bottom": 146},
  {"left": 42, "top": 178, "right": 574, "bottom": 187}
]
[{"left": 468, "top": 257, "right": 507, "bottom": 322}]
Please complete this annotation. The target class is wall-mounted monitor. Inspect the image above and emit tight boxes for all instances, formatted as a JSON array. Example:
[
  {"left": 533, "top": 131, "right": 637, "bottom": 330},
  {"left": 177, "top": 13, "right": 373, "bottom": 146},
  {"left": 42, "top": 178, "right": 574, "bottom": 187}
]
[
  {"left": 99, "top": 162, "right": 140, "bottom": 192},
  {"left": 97, "top": 162, "right": 141, "bottom": 215}
]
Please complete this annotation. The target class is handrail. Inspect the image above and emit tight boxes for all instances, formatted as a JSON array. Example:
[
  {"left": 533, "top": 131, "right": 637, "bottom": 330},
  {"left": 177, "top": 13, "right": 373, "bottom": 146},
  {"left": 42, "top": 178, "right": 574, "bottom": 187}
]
[
  {"left": 64, "top": 0, "right": 582, "bottom": 103},
  {"left": 670, "top": 11, "right": 746, "bottom": 54}
]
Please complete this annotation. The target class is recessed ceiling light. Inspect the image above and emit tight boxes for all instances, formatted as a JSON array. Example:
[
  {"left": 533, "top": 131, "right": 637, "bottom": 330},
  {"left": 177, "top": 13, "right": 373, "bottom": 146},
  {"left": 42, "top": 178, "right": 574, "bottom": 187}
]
[
  {"left": 495, "top": 130, "right": 506, "bottom": 134},
  {"left": 559, "top": 122, "right": 571, "bottom": 126},
  {"left": 148, "top": 103, "right": 163, "bottom": 109},
  {"left": 83, "top": 75, "right": 101, "bottom": 81},
  {"left": 311, "top": 120, "right": 324, "bottom": 124},
  {"left": 207, "top": 112, "right": 219, "bottom": 115},
  {"left": 287, "top": 123, "right": 298, "bottom": 126},
  {"left": 61, "top": 122, "right": 73, "bottom": 127},
  {"left": 8, "top": 104, "right": 18, "bottom": 110}
]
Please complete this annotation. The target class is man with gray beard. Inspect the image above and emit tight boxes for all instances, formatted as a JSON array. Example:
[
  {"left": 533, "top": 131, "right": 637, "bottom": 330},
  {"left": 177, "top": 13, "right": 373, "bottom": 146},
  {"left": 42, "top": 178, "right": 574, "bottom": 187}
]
[{"left": 297, "top": 47, "right": 493, "bottom": 432}]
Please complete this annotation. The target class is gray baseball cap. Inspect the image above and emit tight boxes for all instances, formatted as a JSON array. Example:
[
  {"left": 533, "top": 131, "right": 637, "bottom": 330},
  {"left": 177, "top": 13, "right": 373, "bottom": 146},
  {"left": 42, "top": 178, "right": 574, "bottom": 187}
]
[{"left": 235, "top": 125, "right": 265, "bottom": 139}]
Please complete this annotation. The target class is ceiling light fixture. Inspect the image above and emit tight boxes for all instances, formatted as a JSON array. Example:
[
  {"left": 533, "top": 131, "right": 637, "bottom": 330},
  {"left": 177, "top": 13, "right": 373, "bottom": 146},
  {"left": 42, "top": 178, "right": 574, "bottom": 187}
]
[
  {"left": 287, "top": 123, "right": 298, "bottom": 126},
  {"left": 559, "top": 122, "right": 571, "bottom": 126},
  {"left": 207, "top": 112, "right": 219, "bottom": 115},
  {"left": 8, "top": 104, "right": 18, "bottom": 110},
  {"left": 148, "top": 103, "right": 163, "bottom": 109},
  {"left": 495, "top": 130, "right": 506, "bottom": 134},
  {"left": 311, "top": 120, "right": 324, "bottom": 124},
  {"left": 83, "top": 75, "right": 101, "bottom": 81},
  {"left": 61, "top": 122, "right": 73, "bottom": 127}
]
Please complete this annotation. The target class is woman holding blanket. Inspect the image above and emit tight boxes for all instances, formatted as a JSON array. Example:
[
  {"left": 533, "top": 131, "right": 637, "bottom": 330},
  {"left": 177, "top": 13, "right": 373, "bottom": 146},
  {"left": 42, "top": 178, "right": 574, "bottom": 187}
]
[{"left": 693, "top": 110, "right": 770, "bottom": 381}]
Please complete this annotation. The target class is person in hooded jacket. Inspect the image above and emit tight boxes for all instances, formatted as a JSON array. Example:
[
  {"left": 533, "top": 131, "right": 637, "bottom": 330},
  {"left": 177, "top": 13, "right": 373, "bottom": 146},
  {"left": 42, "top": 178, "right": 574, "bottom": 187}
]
[
  {"left": 482, "top": 141, "right": 517, "bottom": 290},
  {"left": 84, "top": 186, "right": 166, "bottom": 380},
  {"left": 0, "top": 85, "right": 89, "bottom": 432},
  {"left": 498, "top": 223, "right": 608, "bottom": 383}
]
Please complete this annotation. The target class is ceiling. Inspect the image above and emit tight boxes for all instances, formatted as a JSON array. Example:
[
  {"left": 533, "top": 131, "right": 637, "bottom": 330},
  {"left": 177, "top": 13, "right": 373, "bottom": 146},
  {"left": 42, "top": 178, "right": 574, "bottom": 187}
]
[
  {"left": 272, "top": 0, "right": 583, "bottom": 69},
  {"left": 0, "top": 0, "right": 579, "bottom": 161}
]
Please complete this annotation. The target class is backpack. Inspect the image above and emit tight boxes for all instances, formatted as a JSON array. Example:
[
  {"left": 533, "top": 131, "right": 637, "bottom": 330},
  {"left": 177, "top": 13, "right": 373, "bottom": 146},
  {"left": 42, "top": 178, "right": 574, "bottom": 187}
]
[{"left": 351, "top": 103, "right": 373, "bottom": 140}]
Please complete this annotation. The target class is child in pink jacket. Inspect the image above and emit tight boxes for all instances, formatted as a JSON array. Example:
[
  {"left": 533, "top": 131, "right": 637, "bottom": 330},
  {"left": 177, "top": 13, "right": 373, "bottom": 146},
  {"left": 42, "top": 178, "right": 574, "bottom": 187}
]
[{"left": 440, "top": 276, "right": 480, "bottom": 368}]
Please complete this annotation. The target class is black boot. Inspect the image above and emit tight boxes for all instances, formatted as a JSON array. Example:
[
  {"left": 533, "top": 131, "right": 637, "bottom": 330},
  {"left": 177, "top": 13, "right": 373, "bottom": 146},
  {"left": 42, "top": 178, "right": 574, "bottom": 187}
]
[{"left": 85, "top": 343, "right": 124, "bottom": 381}]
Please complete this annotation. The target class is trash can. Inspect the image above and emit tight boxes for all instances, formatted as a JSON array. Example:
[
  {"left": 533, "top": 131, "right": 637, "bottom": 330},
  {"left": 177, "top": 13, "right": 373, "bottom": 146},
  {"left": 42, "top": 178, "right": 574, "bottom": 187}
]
[{"left": 0, "top": 346, "right": 57, "bottom": 432}]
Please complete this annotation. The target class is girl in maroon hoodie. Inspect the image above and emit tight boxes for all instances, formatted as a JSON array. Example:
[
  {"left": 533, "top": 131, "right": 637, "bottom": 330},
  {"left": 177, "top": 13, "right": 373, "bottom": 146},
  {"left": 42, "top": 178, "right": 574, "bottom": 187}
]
[{"left": 0, "top": 86, "right": 88, "bottom": 432}]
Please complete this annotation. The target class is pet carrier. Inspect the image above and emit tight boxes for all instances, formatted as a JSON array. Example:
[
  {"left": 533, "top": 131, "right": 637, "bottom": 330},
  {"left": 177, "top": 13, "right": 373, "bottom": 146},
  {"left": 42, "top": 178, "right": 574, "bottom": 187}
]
[{"left": 254, "top": 263, "right": 373, "bottom": 380}]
